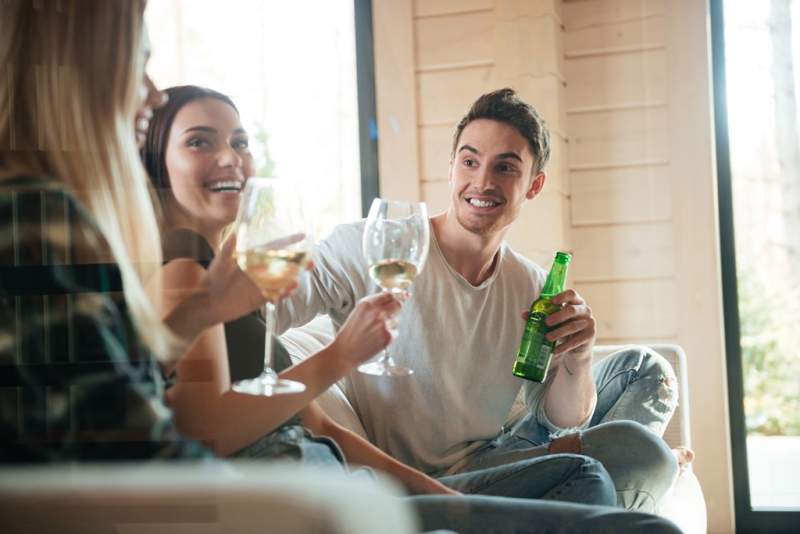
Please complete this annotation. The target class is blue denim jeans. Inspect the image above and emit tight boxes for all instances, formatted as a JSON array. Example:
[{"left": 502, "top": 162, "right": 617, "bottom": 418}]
[
  {"left": 410, "top": 495, "right": 682, "bottom": 534},
  {"left": 442, "top": 347, "right": 679, "bottom": 513}
]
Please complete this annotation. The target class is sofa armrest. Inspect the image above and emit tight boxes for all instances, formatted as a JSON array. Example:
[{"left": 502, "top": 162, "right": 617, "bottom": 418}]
[{"left": 1, "top": 461, "right": 418, "bottom": 534}]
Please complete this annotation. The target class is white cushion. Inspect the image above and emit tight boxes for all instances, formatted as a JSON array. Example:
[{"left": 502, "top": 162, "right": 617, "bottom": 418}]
[
  {"left": 657, "top": 468, "right": 708, "bottom": 534},
  {"left": 0, "top": 462, "right": 417, "bottom": 534},
  {"left": 279, "top": 317, "right": 369, "bottom": 440}
]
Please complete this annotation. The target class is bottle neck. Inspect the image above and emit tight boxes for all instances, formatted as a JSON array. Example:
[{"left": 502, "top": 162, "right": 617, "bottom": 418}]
[{"left": 541, "top": 261, "right": 568, "bottom": 298}]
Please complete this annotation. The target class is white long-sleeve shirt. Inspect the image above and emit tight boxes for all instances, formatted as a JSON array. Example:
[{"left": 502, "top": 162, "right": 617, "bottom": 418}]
[{"left": 276, "top": 221, "right": 587, "bottom": 475}]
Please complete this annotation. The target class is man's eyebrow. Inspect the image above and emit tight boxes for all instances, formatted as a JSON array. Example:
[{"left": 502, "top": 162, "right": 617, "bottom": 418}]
[
  {"left": 233, "top": 128, "right": 247, "bottom": 135},
  {"left": 457, "top": 145, "right": 480, "bottom": 155},
  {"left": 496, "top": 152, "right": 523, "bottom": 163},
  {"left": 182, "top": 126, "right": 216, "bottom": 134}
]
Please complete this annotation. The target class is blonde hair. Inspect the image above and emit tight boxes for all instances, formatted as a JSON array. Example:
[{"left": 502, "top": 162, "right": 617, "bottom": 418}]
[{"left": 0, "top": 0, "right": 173, "bottom": 359}]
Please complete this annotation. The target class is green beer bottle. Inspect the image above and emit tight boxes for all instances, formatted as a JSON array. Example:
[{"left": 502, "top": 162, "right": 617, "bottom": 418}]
[{"left": 512, "top": 251, "right": 572, "bottom": 382}]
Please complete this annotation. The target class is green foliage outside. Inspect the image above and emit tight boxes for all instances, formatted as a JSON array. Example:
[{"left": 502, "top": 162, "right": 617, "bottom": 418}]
[
  {"left": 739, "top": 267, "right": 800, "bottom": 436},
  {"left": 252, "top": 124, "right": 276, "bottom": 178}
]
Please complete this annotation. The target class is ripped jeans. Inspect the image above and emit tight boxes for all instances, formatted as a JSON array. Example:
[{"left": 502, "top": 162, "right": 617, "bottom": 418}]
[{"left": 440, "top": 347, "right": 680, "bottom": 513}]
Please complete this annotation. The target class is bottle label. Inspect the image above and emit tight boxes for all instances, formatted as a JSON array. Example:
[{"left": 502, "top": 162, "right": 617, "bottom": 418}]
[
  {"left": 535, "top": 344, "right": 552, "bottom": 369},
  {"left": 516, "top": 311, "right": 549, "bottom": 364}
]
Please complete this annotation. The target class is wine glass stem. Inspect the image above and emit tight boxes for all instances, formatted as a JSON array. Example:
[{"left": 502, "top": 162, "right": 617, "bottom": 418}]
[
  {"left": 263, "top": 301, "right": 278, "bottom": 381},
  {"left": 378, "top": 289, "right": 400, "bottom": 368}
]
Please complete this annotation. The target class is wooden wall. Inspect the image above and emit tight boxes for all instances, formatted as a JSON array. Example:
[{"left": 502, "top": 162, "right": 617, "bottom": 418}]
[
  {"left": 562, "top": 1, "right": 732, "bottom": 531},
  {"left": 373, "top": 0, "right": 733, "bottom": 531},
  {"left": 374, "top": 0, "right": 570, "bottom": 267}
]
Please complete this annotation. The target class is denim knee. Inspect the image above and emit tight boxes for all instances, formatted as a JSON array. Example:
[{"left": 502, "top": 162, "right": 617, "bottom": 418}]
[
  {"left": 541, "top": 454, "right": 617, "bottom": 507},
  {"left": 598, "top": 347, "right": 679, "bottom": 436},
  {"left": 615, "top": 420, "right": 677, "bottom": 479},
  {"left": 587, "top": 420, "right": 678, "bottom": 510}
]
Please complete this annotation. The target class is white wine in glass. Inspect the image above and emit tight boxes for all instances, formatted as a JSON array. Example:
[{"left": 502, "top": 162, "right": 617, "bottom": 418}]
[
  {"left": 231, "top": 177, "right": 308, "bottom": 396},
  {"left": 359, "top": 198, "right": 430, "bottom": 377}
]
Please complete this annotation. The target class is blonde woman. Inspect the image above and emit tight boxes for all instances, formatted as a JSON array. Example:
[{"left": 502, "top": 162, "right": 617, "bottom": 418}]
[{"left": 0, "top": 0, "right": 402, "bottom": 464}]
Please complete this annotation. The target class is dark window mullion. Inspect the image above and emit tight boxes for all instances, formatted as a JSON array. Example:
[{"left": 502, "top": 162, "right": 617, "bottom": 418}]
[
  {"left": 712, "top": 0, "right": 800, "bottom": 531},
  {"left": 354, "top": 0, "right": 379, "bottom": 217}
]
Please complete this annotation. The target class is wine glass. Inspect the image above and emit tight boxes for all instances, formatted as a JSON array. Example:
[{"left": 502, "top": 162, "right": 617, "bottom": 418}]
[
  {"left": 359, "top": 198, "right": 430, "bottom": 376},
  {"left": 231, "top": 177, "right": 308, "bottom": 396}
]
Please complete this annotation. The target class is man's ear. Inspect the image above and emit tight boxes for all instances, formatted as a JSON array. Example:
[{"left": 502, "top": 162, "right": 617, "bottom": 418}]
[{"left": 526, "top": 171, "right": 546, "bottom": 199}]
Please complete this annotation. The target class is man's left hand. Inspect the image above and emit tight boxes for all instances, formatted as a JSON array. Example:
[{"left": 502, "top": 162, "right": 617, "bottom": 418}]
[{"left": 544, "top": 289, "right": 596, "bottom": 363}]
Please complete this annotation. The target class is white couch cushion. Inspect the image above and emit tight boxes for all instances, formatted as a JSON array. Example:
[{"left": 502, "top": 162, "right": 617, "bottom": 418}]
[{"left": 279, "top": 316, "right": 369, "bottom": 440}]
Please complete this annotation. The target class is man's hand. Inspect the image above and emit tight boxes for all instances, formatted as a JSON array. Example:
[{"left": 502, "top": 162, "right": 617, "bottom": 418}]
[
  {"left": 519, "top": 288, "right": 597, "bottom": 367},
  {"left": 545, "top": 289, "right": 596, "bottom": 364}
]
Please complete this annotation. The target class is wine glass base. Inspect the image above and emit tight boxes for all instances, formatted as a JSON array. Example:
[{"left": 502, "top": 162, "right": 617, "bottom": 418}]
[
  {"left": 232, "top": 376, "right": 306, "bottom": 396},
  {"left": 357, "top": 361, "right": 414, "bottom": 377}
]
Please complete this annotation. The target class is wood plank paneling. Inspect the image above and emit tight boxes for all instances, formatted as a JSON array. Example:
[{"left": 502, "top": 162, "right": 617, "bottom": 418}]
[
  {"left": 417, "top": 65, "right": 496, "bottom": 125},
  {"left": 565, "top": 49, "right": 667, "bottom": 110},
  {"left": 495, "top": 0, "right": 562, "bottom": 21},
  {"left": 505, "top": 74, "right": 566, "bottom": 137},
  {"left": 545, "top": 134, "right": 568, "bottom": 195},
  {"left": 422, "top": 180, "right": 452, "bottom": 216},
  {"left": 415, "top": 11, "right": 493, "bottom": 68},
  {"left": 570, "top": 222, "right": 675, "bottom": 281},
  {"left": 506, "top": 192, "right": 570, "bottom": 256},
  {"left": 575, "top": 279, "right": 678, "bottom": 339},
  {"left": 564, "top": 13, "right": 665, "bottom": 53},
  {"left": 518, "top": 248, "right": 561, "bottom": 270},
  {"left": 567, "top": 106, "right": 669, "bottom": 166},
  {"left": 562, "top": 0, "right": 665, "bottom": 31},
  {"left": 413, "top": 0, "right": 492, "bottom": 18},
  {"left": 373, "top": 0, "right": 421, "bottom": 201},
  {"left": 419, "top": 125, "right": 454, "bottom": 181},
  {"left": 494, "top": 16, "right": 563, "bottom": 80},
  {"left": 570, "top": 164, "right": 671, "bottom": 225}
]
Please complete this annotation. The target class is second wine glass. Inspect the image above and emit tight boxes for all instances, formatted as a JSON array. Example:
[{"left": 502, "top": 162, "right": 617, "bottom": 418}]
[
  {"left": 231, "top": 177, "right": 308, "bottom": 396},
  {"left": 359, "top": 198, "right": 430, "bottom": 377}
]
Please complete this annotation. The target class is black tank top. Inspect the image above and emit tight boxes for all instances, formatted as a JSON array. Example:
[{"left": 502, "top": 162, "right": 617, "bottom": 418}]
[
  {"left": 162, "top": 228, "right": 344, "bottom": 462},
  {"left": 162, "top": 228, "right": 296, "bottom": 381}
]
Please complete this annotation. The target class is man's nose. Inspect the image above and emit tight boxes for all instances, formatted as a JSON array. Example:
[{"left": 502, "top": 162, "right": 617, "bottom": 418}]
[{"left": 473, "top": 165, "right": 494, "bottom": 190}]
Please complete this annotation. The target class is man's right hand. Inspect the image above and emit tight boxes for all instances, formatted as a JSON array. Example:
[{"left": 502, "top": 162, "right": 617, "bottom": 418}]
[{"left": 329, "top": 292, "right": 402, "bottom": 369}]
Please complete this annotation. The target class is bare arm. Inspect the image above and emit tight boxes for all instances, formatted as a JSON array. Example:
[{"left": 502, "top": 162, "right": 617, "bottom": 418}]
[
  {"left": 299, "top": 402, "right": 459, "bottom": 496},
  {"left": 541, "top": 289, "right": 598, "bottom": 428},
  {"left": 161, "top": 257, "right": 402, "bottom": 457}
]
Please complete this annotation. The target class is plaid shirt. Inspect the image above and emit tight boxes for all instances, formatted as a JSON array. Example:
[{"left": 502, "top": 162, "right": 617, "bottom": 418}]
[{"left": 0, "top": 177, "right": 209, "bottom": 462}]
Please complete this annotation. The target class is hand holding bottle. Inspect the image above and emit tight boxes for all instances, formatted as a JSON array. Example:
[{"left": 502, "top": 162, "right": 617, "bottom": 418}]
[{"left": 544, "top": 289, "right": 596, "bottom": 362}]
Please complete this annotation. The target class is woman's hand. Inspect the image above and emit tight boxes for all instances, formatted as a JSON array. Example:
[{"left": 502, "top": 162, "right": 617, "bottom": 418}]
[
  {"left": 328, "top": 292, "right": 402, "bottom": 370},
  {"left": 165, "top": 236, "right": 308, "bottom": 343},
  {"left": 197, "top": 236, "right": 269, "bottom": 325}
]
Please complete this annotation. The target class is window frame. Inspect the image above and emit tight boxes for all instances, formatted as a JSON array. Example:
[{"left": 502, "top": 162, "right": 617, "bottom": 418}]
[
  {"left": 711, "top": 0, "right": 800, "bottom": 531},
  {"left": 354, "top": 0, "right": 380, "bottom": 217}
]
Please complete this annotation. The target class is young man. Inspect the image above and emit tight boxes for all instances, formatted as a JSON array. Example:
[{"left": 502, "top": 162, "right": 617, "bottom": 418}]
[{"left": 277, "top": 88, "right": 681, "bottom": 512}]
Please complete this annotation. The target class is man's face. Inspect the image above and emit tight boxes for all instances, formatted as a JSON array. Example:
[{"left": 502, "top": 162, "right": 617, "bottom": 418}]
[{"left": 448, "top": 118, "right": 544, "bottom": 237}]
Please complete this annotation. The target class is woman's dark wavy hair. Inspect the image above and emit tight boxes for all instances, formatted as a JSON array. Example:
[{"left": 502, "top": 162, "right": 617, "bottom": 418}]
[{"left": 141, "top": 85, "right": 238, "bottom": 191}]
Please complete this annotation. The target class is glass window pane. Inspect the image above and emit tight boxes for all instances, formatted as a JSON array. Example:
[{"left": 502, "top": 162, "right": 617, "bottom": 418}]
[
  {"left": 144, "top": 0, "right": 361, "bottom": 239},
  {"left": 724, "top": 0, "right": 800, "bottom": 511}
]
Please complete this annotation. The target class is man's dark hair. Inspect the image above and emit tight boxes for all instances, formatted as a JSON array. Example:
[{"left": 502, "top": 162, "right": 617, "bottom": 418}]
[
  {"left": 141, "top": 85, "right": 238, "bottom": 192},
  {"left": 451, "top": 88, "right": 550, "bottom": 174}
]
